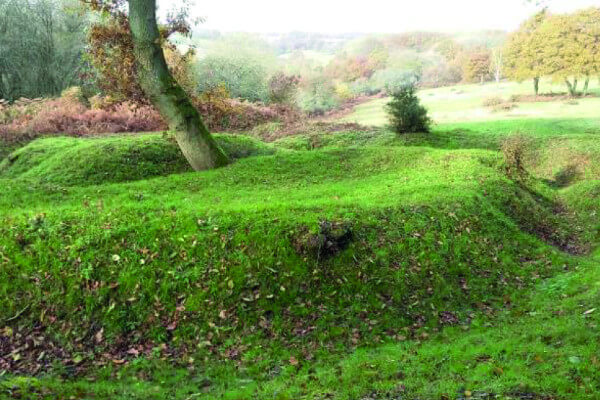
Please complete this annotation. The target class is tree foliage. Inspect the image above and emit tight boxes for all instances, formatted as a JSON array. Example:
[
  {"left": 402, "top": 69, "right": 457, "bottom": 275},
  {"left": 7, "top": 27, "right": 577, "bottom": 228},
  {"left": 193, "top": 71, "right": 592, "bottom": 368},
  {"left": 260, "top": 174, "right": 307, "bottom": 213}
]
[
  {"left": 82, "top": 0, "right": 196, "bottom": 103},
  {"left": 538, "top": 8, "right": 600, "bottom": 95},
  {"left": 386, "top": 83, "right": 431, "bottom": 134},
  {"left": 463, "top": 50, "right": 491, "bottom": 83},
  {"left": 0, "top": 0, "right": 88, "bottom": 101},
  {"left": 505, "top": 8, "right": 600, "bottom": 96}
]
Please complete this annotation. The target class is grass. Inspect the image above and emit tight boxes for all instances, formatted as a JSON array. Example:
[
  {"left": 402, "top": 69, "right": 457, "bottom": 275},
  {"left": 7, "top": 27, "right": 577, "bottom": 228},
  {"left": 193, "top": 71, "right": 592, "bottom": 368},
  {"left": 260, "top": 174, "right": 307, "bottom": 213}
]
[
  {"left": 8, "top": 252, "right": 598, "bottom": 399},
  {"left": 342, "top": 79, "right": 600, "bottom": 126},
  {"left": 0, "top": 133, "right": 273, "bottom": 186},
  {"left": 1, "top": 80, "right": 600, "bottom": 399}
]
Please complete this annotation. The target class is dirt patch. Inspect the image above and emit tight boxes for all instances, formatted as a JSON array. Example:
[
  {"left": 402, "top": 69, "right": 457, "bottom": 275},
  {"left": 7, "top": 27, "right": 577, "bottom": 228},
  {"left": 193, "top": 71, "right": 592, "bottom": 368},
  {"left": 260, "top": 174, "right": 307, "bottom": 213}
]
[
  {"left": 292, "top": 220, "right": 353, "bottom": 260},
  {"left": 510, "top": 93, "right": 597, "bottom": 103},
  {"left": 502, "top": 186, "right": 589, "bottom": 255}
]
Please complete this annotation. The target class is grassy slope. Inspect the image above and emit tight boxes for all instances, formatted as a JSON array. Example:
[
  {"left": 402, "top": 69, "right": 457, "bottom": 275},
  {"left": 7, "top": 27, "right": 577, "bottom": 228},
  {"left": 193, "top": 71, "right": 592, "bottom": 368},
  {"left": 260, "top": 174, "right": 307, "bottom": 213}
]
[
  {"left": 3, "top": 138, "right": 572, "bottom": 348},
  {"left": 1, "top": 82, "right": 600, "bottom": 399},
  {"left": 9, "top": 253, "right": 598, "bottom": 399}
]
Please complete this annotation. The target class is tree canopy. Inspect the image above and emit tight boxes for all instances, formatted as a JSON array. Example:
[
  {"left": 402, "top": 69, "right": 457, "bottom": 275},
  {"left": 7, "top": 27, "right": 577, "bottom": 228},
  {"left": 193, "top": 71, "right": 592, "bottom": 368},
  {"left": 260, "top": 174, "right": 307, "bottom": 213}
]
[
  {"left": 504, "top": 8, "right": 600, "bottom": 95},
  {"left": 0, "top": 0, "right": 88, "bottom": 101}
]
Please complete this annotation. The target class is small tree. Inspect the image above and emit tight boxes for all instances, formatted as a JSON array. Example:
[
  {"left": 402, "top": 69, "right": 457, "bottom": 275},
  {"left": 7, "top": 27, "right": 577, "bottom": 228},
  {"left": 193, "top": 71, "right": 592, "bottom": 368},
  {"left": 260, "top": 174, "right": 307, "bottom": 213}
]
[
  {"left": 268, "top": 72, "right": 299, "bottom": 105},
  {"left": 386, "top": 83, "right": 431, "bottom": 134},
  {"left": 463, "top": 50, "right": 491, "bottom": 84},
  {"left": 490, "top": 48, "right": 504, "bottom": 83}
]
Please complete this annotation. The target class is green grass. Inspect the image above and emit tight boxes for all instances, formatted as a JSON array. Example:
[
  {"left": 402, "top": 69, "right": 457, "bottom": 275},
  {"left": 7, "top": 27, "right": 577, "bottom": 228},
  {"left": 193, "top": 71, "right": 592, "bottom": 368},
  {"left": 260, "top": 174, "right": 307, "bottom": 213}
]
[
  {"left": 0, "top": 133, "right": 273, "bottom": 186},
  {"left": 1, "top": 81, "right": 600, "bottom": 399},
  {"left": 7, "top": 252, "right": 597, "bottom": 399},
  {"left": 3, "top": 141, "right": 569, "bottom": 346}
]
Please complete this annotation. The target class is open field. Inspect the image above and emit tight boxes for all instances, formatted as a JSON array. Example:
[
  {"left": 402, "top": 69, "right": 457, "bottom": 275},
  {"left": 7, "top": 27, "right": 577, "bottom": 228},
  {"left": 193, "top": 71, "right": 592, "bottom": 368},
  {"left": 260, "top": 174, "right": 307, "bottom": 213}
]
[{"left": 342, "top": 79, "right": 600, "bottom": 126}]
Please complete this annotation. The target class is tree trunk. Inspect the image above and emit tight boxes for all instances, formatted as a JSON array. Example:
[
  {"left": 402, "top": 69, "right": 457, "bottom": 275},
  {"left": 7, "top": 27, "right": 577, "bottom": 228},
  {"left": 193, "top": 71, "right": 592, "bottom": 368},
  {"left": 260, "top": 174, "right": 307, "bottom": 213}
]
[
  {"left": 583, "top": 77, "right": 589, "bottom": 96},
  {"left": 533, "top": 77, "right": 539, "bottom": 96},
  {"left": 128, "top": 0, "right": 229, "bottom": 171},
  {"left": 565, "top": 79, "right": 577, "bottom": 97}
]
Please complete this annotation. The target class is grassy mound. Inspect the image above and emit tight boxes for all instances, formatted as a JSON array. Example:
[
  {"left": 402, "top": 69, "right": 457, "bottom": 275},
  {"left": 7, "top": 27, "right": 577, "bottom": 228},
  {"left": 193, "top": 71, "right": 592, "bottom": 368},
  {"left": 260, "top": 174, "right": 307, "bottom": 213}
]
[
  {"left": 0, "top": 142, "right": 585, "bottom": 377},
  {"left": 6, "top": 253, "right": 598, "bottom": 399},
  {"left": 1, "top": 106, "right": 599, "bottom": 399},
  {"left": 0, "top": 134, "right": 274, "bottom": 186},
  {"left": 270, "top": 120, "right": 600, "bottom": 190}
]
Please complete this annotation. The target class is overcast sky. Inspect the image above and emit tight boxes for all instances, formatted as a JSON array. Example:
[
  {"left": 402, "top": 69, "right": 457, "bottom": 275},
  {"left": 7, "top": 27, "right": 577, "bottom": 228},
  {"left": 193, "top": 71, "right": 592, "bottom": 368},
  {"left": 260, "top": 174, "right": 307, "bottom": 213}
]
[{"left": 166, "top": 0, "right": 599, "bottom": 34}]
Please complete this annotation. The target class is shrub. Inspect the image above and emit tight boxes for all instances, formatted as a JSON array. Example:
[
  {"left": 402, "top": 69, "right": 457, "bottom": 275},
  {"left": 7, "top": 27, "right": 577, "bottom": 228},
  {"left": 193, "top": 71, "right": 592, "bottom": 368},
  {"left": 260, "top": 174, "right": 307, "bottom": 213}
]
[
  {"left": 60, "top": 87, "right": 88, "bottom": 106},
  {"left": 268, "top": 73, "right": 299, "bottom": 105},
  {"left": 482, "top": 96, "right": 505, "bottom": 107},
  {"left": 386, "top": 84, "right": 431, "bottom": 134},
  {"left": 0, "top": 97, "right": 166, "bottom": 145},
  {"left": 195, "top": 54, "right": 270, "bottom": 103},
  {"left": 491, "top": 103, "right": 517, "bottom": 113},
  {"left": 420, "top": 62, "right": 463, "bottom": 88},
  {"left": 334, "top": 82, "right": 354, "bottom": 101},
  {"left": 349, "top": 78, "right": 381, "bottom": 96},
  {"left": 297, "top": 78, "right": 341, "bottom": 115},
  {"left": 0, "top": 88, "right": 299, "bottom": 147},
  {"left": 481, "top": 96, "right": 517, "bottom": 113},
  {"left": 370, "top": 69, "right": 420, "bottom": 95},
  {"left": 501, "top": 135, "right": 530, "bottom": 179},
  {"left": 193, "top": 85, "right": 299, "bottom": 131}
]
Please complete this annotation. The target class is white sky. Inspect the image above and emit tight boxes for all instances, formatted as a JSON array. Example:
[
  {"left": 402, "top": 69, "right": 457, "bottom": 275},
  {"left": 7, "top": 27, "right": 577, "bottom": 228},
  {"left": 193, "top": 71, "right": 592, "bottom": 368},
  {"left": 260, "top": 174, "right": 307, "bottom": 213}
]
[{"left": 168, "top": 0, "right": 599, "bottom": 34}]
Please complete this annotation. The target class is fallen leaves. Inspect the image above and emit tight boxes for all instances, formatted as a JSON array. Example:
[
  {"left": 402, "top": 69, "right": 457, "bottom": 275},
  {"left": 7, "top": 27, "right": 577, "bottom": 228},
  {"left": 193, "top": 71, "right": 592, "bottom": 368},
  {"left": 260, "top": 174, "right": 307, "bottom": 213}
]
[
  {"left": 166, "top": 321, "right": 178, "bottom": 331},
  {"left": 126, "top": 348, "right": 139, "bottom": 356},
  {"left": 94, "top": 328, "right": 104, "bottom": 344}
]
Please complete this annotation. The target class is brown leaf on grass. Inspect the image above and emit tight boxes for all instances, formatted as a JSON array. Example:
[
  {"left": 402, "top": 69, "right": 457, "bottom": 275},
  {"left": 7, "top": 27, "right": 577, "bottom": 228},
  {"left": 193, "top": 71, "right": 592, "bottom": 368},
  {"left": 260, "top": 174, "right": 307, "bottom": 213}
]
[
  {"left": 94, "top": 328, "right": 104, "bottom": 344},
  {"left": 166, "top": 322, "right": 177, "bottom": 331},
  {"left": 127, "top": 348, "right": 139, "bottom": 356},
  {"left": 289, "top": 356, "right": 299, "bottom": 366}
]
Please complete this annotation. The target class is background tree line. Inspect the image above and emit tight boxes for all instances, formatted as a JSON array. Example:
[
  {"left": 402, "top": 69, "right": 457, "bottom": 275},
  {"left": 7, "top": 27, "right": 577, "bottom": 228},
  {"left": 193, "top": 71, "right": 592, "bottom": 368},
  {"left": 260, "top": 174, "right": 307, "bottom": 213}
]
[
  {"left": 504, "top": 8, "right": 600, "bottom": 96},
  {"left": 0, "top": 0, "right": 89, "bottom": 101},
  {"left": 2, "top": 2, "right": 598, "bottom": 114}
]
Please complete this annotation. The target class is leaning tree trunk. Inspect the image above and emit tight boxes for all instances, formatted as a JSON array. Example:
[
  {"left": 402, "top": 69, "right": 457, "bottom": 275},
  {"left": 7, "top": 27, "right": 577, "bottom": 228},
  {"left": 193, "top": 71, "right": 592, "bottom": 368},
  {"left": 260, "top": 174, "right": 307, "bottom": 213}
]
[
  {"left": 533, "top": 77, "right": 539, "bottom": 96},
  {"left": 128, "top": 0, "right": 229, "bottom": 171},
  {"left": 583, "top": 77, "right": 590, "bottom": 96}
]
